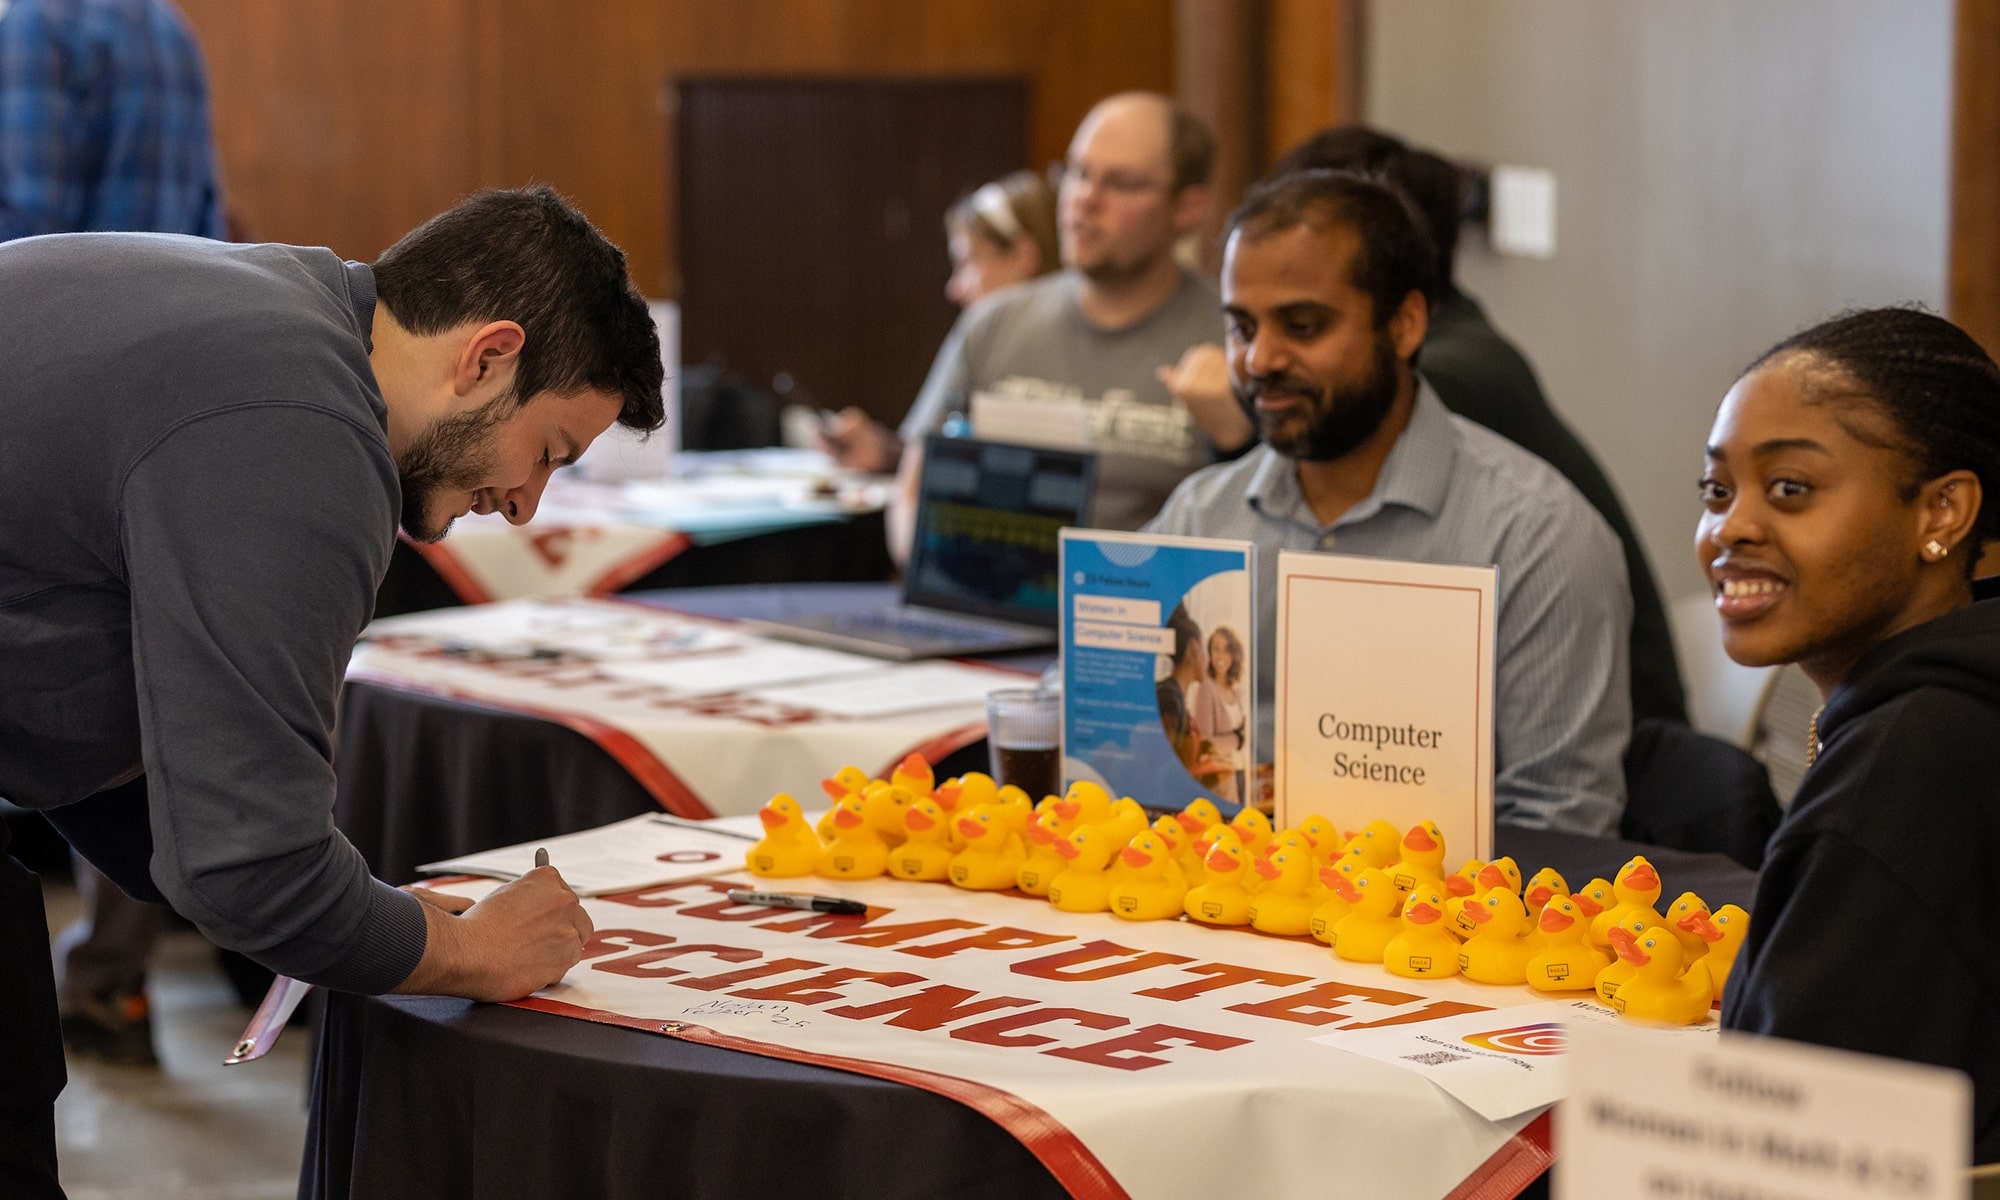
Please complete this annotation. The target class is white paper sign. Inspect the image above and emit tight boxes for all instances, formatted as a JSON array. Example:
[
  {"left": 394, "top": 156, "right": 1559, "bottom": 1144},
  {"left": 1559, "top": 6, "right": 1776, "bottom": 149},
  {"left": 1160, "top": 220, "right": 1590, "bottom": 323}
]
[
  {"left": 1275, "top": 551, "right": 1497, "bottom": 861},
  {"left": 419, "top": 814, "right": 752, "bottom": 896},
  {"left": 1560, "top": 1022, "right": 1972, "bottom": 1200},
  {"left": 1313, "top": 997, "right": 1716, "bottom": 1122}
]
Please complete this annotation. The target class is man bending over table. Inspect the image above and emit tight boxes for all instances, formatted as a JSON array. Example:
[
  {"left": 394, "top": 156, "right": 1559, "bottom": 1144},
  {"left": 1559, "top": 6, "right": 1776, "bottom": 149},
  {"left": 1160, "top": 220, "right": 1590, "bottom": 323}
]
[
  {"left": 1145, "top": 170, "right": 1631, "bottom": 834},
  {"left": 0, "top": 186, "right": 662, "bottom": 1198}
]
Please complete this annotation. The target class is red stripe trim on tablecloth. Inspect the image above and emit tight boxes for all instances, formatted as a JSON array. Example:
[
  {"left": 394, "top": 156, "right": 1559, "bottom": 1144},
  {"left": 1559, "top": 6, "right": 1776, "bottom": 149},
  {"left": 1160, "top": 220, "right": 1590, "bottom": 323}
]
[
  {"left": 1444, "top": 1108, "right": 1554, "bottom": 1200},
  {"left": 405, "top": 537, "right": 496, "bottom": 606},
  {"left": 507, "top": 995, "right": 1133, "bottom": 1200},
  {"left": 586, "top": 532, "right": 694, "bottom": 596}
]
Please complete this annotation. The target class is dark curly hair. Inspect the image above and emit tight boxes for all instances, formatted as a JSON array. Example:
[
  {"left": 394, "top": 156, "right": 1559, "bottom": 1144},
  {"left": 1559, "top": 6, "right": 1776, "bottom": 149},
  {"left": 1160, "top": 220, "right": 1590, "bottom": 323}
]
[
  {"left": 1224, "top": 169, "right": 1438, "bottom": 333},
  {"left": 1746, "top": 306, "right": 2000, "bottom": 570}
]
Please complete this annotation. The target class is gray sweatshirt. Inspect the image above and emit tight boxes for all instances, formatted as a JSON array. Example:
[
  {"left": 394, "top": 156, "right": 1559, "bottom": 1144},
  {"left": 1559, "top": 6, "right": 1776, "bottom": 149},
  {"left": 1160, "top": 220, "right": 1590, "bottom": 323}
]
[{"left": 0, "top": 232, "right": 425, "bottom": 993}]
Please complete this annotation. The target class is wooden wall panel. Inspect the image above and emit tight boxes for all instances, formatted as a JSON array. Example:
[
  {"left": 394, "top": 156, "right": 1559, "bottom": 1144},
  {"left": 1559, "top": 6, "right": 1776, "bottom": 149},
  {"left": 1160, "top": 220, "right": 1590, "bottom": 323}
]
[
  {"left": 1264, "top": 0, "right": 1359, "bottom": 165},
  {"left": 176, "top": 1, "right": 1174, "bottom": 294},
  {"left": 177, "top": 0, "right": 485, "bottom": 259},
  {"left": 1951, "top": 0, "right": 2000, "bottom": 358}
]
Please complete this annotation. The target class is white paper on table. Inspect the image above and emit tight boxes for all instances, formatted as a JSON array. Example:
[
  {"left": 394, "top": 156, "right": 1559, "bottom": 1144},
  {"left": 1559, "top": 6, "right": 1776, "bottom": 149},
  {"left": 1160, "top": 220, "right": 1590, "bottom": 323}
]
[
  {"left": 417, "top": 815, "right": 753, "bottom": 896},
  {"left": 364, "top": 599, "right": 739, "bottom": 661},
  {"left": 595, "top": 640, "right": 889, "bottom": 695},
  {"left": 1310, "top": 997, "right": 1718, "bottom": 1121},
  {"left": 747, "top": 662, "right": 1004, "bottom": 719}
]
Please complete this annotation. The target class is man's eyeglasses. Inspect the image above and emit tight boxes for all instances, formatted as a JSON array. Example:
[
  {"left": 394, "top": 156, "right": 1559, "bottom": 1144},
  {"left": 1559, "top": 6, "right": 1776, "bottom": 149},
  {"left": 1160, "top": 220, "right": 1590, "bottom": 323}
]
[{"left": 1051, "top": 160, "right": 1171, "bottom": 197}]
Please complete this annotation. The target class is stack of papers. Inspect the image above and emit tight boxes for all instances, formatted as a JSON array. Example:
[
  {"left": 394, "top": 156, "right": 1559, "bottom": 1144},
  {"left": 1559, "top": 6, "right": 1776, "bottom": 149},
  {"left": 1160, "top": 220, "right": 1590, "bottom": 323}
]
[{"left": 418, "top": 815, "right": 753, "bottom": 896}]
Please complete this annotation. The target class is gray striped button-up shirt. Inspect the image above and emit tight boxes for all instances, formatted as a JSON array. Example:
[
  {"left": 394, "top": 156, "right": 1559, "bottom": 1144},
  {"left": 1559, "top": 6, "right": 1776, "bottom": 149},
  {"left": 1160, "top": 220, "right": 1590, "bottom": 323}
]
[{"left": 1144, "top": 380, "right": 1632, "bottom": 835}]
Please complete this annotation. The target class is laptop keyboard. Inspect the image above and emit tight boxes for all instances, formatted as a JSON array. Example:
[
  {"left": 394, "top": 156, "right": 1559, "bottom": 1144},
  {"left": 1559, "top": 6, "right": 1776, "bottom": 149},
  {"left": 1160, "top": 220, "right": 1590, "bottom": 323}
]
[{"left": 833, "top": 608, "right": 1029, "bottom": 647}]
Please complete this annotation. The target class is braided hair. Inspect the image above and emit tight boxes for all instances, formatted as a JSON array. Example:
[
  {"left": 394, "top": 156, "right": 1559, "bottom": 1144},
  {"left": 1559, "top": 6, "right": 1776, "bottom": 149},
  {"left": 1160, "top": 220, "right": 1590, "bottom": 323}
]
[{"left": 1747, "top": 306, "right": 2000, "bottom": 569}]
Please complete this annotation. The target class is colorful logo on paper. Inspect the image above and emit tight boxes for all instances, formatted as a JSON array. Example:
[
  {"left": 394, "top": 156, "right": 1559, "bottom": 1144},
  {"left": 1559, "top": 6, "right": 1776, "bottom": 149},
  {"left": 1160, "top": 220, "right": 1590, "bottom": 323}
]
[{"left": 1462, "top": 1022, "right": 1564, "bottom": 1056}]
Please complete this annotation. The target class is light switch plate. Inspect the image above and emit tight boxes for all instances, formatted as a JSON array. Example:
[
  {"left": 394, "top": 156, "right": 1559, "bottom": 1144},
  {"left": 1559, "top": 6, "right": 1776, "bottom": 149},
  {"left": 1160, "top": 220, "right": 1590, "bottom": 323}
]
[{"left": 1490, "top": 165, "right": 1557, "bottom": 259}]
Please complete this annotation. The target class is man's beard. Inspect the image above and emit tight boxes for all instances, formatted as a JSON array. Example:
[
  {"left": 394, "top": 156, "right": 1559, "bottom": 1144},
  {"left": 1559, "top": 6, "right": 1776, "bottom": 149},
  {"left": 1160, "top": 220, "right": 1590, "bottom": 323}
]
[
  {"left": 1234, "top": 328, "right": 1400, "bottom": 462},
  {"left": 396, "top": 394, "right": 513, "bottom": 542}
]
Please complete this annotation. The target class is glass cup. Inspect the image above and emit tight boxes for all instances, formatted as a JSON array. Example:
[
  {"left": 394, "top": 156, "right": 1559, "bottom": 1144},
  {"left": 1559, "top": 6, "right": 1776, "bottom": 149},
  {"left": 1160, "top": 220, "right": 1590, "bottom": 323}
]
[{"left": 984, "top": 688, "right": 1062, "bottom": 802}]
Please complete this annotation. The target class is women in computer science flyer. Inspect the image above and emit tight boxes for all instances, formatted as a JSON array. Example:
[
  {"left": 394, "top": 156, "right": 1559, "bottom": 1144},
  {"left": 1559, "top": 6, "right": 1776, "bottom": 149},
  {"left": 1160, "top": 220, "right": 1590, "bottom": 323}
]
[{"left": 1059, "top": 530, "right": 1254, "bottom": 815}]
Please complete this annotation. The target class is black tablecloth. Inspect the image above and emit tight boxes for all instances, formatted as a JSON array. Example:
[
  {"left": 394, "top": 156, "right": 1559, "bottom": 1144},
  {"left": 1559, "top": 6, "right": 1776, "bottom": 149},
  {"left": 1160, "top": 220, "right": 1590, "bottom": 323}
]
[{"left": 336, "top": 584, "right": 1049, "bottom": 885}]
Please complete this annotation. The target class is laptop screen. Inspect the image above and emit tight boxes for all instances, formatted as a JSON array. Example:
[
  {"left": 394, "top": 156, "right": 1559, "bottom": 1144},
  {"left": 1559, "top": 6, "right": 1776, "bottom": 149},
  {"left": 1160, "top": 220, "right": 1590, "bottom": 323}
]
[{"left": 905, "top": 436, "right": 1097, "bottom": 627}]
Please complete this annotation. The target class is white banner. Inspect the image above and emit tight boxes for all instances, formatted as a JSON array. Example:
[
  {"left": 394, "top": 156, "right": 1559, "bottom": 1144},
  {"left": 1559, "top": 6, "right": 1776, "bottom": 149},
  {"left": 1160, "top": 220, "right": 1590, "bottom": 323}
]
[{"left": 432, "top": 870, "right": 1561, "bottom": 1200}]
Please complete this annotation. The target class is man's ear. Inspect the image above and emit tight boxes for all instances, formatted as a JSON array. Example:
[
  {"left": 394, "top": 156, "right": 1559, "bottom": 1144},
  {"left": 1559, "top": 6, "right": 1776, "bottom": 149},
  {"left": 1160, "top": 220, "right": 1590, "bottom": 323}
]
[
  {"left": 1171, "top": 184, "right": 1213, "bottom": 237},
  {"left": 452, "top": 321, "right": 526, "bottom": 397},
  {"left": 1388, "top": 290, "right": 1430, "bottom": 361}
]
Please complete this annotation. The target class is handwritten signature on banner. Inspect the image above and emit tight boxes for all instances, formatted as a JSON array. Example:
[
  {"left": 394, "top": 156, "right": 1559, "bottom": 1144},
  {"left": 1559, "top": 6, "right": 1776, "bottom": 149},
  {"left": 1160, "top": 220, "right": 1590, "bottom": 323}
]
[{"left": 574, "top": 878, "right": 1496, "bottom": 1073}]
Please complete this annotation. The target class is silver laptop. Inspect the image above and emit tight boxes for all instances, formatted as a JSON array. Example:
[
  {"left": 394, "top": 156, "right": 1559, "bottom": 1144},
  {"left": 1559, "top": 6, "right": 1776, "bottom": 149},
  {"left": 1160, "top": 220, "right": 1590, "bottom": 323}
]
[{"left": 749, "top": 436, "right": 1096, "bottom": 660}]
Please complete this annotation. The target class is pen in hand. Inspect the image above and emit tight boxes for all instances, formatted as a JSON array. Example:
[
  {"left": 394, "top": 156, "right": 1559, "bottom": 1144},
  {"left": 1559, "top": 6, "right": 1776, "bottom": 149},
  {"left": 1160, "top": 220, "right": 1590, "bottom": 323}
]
[{"left": 534, "top": 847, "right": 550, "bottom": 870}]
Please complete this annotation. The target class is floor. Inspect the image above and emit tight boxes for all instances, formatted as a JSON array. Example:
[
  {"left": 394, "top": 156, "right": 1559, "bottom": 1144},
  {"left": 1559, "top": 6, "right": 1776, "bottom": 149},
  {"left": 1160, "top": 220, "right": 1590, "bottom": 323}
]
[{"left": 41, "top": 881, "right": 313, "bottom": 1200}]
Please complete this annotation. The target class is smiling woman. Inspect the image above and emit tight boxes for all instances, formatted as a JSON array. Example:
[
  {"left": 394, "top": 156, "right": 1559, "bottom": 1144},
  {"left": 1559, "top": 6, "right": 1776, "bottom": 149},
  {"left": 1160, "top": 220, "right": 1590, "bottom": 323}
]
[{"left": 1704, "top": 307, "right": 2000, "bottom": 1164}]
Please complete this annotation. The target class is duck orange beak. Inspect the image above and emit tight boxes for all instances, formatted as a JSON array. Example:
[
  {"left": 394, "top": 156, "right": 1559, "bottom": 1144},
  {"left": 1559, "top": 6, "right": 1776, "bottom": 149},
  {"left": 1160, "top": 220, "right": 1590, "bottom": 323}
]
[
  {"left": 1476, "top": 864, "right": 1509, "bottom": 890},
  {"left": 1253, "top": 857, "right": 1281, "bottom": 880},
  {"left": 1406, "top": 902, "right": 1441, "bottom": 924},
  {"left": 1627, "top": 864, "right": 1659, "bottom": 892},
  {"left": 1573, "top": 892, "right": 1604, "bottom": 917},
  {"left": 1463, "top": 902, "right": 1492, "bottom": 925},
  {"left": 935, "top": 782, "right": 961, "bottom": 809},
  {"left": 1606, "top": 925, "right": 1637, "bottom": 952},
  {"left": 1205, "top": 846, "right": 1241, "bottom": 873},
  {"left": 905, "top": 809, "right": 936, "bottom": 832},
  {"left": 1178, "top": 815, "right": 1207, "bottom": 834},
  {"left": 1614, "top": 936, "right": 1651, "bottom": 966},
  {"left": 1446, "top": 874, "right": 1476, "bottom": 897},
  {"left": 1526, "top": 885, "right": 1554, "bottom": 907},
  {"left": 956, "top": 817, "right": 985, "bottom": 840},
  {"left": 1403, "top": 825, "right": 1437, "bottom": 852},
  {"left": 1054, "top": 800, "right": 1080, "bottom": 821},
  {"left": 1027, "top": 822, "right": 1055, "bottom": 845},
  {"left": 1054, "top": 837, "right": 1081, "bottom": 861},
  {"left": 758, "top": 807, "right": 787, "bottom": 830},
  {"left": 1681, "top": 911, "right": 1723, "bottom": 942},
  {"left": 1121, "top": 845, "right": 1153, "bottom": 869},
  {"left": 833, "top": 806, "right": 864, "bottom": 829},
  {"left": 820, "top": 778, "right": 847, "bottom": 799},
  {"left": 1327, "top": 872, "right": 1362, "bottom": 903},
  {"left": 1539, "top": 907, "right": 1575, "bottom": 934},
  {"left": 898, "top": 753, "right": 929, "bottom": 779},
  {"left": 1156, "top": 830, "right": 1179, "bottom": 851}
]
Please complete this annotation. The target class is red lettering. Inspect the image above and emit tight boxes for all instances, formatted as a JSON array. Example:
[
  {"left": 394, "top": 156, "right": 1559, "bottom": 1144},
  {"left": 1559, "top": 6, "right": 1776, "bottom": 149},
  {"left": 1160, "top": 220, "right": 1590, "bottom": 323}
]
[
  {"left": 951, "top": 1007, "right": 1127, "bottom": 1048},
  {"left": 1134, "top": 962, "right": 1312, "bottom": 1002},
  {"left": 596, "top": 879, "right": 733, "bottom": 909},
  {"left": 1225, "top": 981, "right": 1423, "bottom": 1026},
  {"left": 593, "top": 944, "right": 758, "bottom": 979},
  {"left": 578, "top": 930, "right": 674, "bottom": 960},
  {"left": 823, "top": 918, "right": 985, "bottom": 946},
  {"left": 729, "top": 968, "right": 925, "bottom": 1005},
  {"left": 1011, "top": 940, "right": 1195, "bottom": 982},
  {"left": 672, "top": 957, "right": 827, "bottom": 992},
  {"left": 896, "top": 926, "right": 1073, "bottom": 960},
  {"left": 1045, "top": 1024, "right": 1251, "bottom": 1071},
  {"left": 824, "top": 985, "right": 1037, "bottom": 1030},
  {"left": 1335, "top": 1000, "right": 1492, "bottom": 1029}
]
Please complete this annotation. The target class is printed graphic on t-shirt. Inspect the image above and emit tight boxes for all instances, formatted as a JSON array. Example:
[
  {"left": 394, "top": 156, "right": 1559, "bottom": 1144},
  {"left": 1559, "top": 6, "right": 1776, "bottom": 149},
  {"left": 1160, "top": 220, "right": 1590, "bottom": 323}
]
[{"left": 972, "top": 376, "right": 1197, "bottom": 465}]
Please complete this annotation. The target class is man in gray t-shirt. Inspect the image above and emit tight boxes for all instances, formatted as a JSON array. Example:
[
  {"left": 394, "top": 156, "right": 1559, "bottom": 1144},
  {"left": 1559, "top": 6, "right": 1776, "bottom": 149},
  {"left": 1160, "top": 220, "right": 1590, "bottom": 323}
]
[{"left": 873, "top": 92, "right": 1254, "bottom": 554}]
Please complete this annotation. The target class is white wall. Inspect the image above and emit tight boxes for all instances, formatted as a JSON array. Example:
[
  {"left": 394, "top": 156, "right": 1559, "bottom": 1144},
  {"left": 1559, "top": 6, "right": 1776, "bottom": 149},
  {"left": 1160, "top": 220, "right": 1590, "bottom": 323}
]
[{"left": 1366, "top": 1, "right": 1952, "bottom": 619}]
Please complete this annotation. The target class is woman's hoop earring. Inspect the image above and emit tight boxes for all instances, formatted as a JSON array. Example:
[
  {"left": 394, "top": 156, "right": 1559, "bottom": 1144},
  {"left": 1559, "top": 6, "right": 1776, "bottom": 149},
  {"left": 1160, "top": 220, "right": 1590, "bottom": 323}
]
[{"left": 1925, "top": 539, "right": 1948, "bottom": 560}]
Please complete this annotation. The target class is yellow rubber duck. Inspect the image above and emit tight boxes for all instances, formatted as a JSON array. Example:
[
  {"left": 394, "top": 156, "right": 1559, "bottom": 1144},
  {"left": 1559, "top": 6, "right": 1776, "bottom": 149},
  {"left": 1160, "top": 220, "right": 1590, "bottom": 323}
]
[
  {"left": 747, "top": 793, "right": 821, "bottom": 878},
  {"left": 1015, "top": 808, "right": 1077, "bottom": 896},
  {"left": 1609, "top": 927, "right": 1713, "bottom": 1026},
  {"left": 1289, "top": 813, "right": 1343, "bottom": 863},
  {"left": 1308, "top": 857, "right": 1362, "bottom": 944},
  {"left": 1439, "top": 858, "right": 1487, "bottom": 929},
  {"left": 1328, "top": 867, "right": 1403, "bottom": 962},
  {"left": 819, "top": 765, "right": 871, "bottom": 805},
  {"left": 1594, "top": 916, "right": 1666, "bottom": 1005},
  {"left": 1093, "top": 797, "right": 1149, "bottom": 848},
  {"left": 1518, "top": 867, "right": 1571, "bottom": 952},
  {"left": 1053, "top": 780, "right": 1114, "bottom": 829},
  {"left": 1388, "top": 820, "right": 1448, "bottom": 894},
  {"left": 1247, "top": 846, "right": 1319, "bottom": 936},
  {"left": 1340, "top": 819, "right": 1405, "bottom": 870},
  {"left": 1590, "top": 857, "right": 1664, "bottom": 947},
  {"left": 889, "top": 798, "right": 956, "bottom": 882},
  {"left": 860, "top": 782, "right": 917, "bottom": 848},
  {"left": 1383, "top": 886, "right": 1460, "bottom": 979},
  {"left": 1175, "top": 797, "right": 1225, "bottom": 840},
  {"left": 1573, "top": 877, "right": 1615, "bottom": 942},
  {"left": 1458, "top": 890, "right": 1536, "bottom": 984},
  {"left": 946, "top": 804, "right": 1025, "bottom": 891},
  {"left": 1183, "top": 836, "right": 1255, "bottom": 926},
  {"left": 1448, "top": 857, "right": 1523, "bottom": 937},
  {"left": 1525, "top": 895, "right": 1612, "bottom": 992},
  {"left": 889, "top": 752, "right": 935, "bottom": 798},
  {"left": 817, "top": 794, "right": 889, "bottom": 879},
  {"left": 1662, "top": 891, "right": 1712, "bottom": 962},
  {"left": 1047, "top": 824, "right": 1121, "bottom": 913},
  {"left": 1108, "top": 831, "right": 1188, "bottom": 920},
  {"left": 1227, "top": 807, "right": 1275, "bottom": 858},
  {"left": 1680, "top": 903, "right": 1750, "bottom": 997},
  {"left": 1149, "top": 814, "right": 1197, "bottom": 874}
]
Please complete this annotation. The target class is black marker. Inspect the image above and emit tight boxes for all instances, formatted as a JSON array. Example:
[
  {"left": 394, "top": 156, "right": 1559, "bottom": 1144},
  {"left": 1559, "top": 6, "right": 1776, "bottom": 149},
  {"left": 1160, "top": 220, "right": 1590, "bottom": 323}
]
[{"left": 726, "top": 889, "right": 867, "bottom": 915}]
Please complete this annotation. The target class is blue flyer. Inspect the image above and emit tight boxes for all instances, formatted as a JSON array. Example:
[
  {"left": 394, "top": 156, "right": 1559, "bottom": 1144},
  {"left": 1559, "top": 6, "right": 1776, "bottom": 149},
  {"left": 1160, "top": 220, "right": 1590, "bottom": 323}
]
[{"left": 1059, "top": 530, "right": 1254, "bottom": 816}]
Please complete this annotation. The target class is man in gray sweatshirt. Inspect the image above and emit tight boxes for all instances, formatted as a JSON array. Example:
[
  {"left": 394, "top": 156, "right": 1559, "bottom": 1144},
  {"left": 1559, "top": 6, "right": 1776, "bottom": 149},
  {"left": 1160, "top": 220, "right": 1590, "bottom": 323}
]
[{"left": 0, "top": 185, "right": 665, "bottom": 1198}]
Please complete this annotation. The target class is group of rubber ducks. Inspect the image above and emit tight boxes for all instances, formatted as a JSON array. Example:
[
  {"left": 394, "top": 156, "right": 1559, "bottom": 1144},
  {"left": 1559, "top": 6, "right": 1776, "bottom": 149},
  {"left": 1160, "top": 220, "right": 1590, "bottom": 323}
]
[{"left": 745, "top": 759, "right": 1749, "bottom": 1025}]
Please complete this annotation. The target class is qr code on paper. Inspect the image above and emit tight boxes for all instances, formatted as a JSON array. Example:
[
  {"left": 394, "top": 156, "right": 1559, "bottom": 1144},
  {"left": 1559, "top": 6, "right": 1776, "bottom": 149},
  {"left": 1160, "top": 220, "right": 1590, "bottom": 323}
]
[{"left": 1402, "top": 1050, "right": 1472, "bottom": 1067}]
